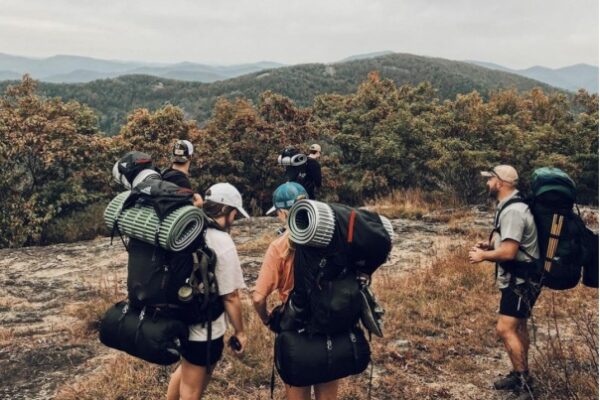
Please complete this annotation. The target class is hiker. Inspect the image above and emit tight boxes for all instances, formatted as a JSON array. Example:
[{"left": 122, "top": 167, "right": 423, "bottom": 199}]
[
  {"left": 252, "top": 182, "right": 340, "bottom": 400},
  {"left": 167, "top": 183, "right": 250, "bottom": 400},
  {"left": 278, "top": 146, "right": 322, "bottom": 200},
  {"left": 468, "top": 165, "right": 541, "bottom": 398},
  {"left": 304, "top": 144, "right": 323, "bottom": 200},
  {"left": 162, "top": 139, "right": 203, "bottom": 207}
]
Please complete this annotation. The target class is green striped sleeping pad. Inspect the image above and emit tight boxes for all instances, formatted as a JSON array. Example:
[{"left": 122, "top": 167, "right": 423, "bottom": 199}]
[{"left": 104, "top": 191, "right": 205, "bottom": 252}]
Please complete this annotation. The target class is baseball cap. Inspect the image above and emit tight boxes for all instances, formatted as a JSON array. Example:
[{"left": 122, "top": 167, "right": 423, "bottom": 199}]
[
  {"left": 481, "top": 165, "right": 519, "bottom": 185},
  {"left": 172, "top": 139, "right": 194, "bottom": 163},
  {"left": 205, "top": 183, "right": 250, "bottom": 219},
  {"left": 266, "top": 182, "right": 308, "bottom": 215},
  {"left": 309, "top": 144, "right": 321, "bottom": 153}
]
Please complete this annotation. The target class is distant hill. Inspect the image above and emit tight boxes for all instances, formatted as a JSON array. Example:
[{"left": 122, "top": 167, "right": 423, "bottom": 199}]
[
  {"left": 467, "top": 60, "right": 598, "bottom": 93},
  {"left": 0, "top": 53, "right": 559, "bottom": 134},
  {"left": 340, "top": 51, "right": 395, "bottom": 62},
  {"left": 0, "top": 53, "right": 284, "bottom": 83}
]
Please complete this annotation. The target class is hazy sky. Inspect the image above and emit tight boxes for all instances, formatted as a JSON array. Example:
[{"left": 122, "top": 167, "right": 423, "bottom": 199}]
[{"left": 0, "top": 0, "right": 597, "bottom": 68}]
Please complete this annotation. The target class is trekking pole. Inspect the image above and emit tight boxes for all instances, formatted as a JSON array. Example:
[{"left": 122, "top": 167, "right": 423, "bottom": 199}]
[{"left": 544, "top": 214, "right": 564, "bottom": 272}]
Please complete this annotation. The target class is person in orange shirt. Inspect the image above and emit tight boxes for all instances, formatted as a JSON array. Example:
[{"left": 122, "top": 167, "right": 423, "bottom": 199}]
[{"left": 252, "top": 182, "right": 340, "bottom": 400}]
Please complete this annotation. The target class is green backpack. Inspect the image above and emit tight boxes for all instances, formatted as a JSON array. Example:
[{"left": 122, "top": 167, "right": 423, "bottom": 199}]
[{"left": 529, "top": 167, "right": 598, "bottom": 290}]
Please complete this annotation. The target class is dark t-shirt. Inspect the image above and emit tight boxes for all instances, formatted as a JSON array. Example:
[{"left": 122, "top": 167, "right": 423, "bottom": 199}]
[
  {"left": 284, "top": 158, "right": 322, "bottom": 199},
  {"left": 162, "top": 168, "right": 192, "bottom": 189}
]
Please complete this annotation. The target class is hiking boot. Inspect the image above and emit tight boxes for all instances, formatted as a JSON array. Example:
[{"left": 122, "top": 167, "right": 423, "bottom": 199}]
[
  {"left": 493, "top": 371, "right": 521, "bottom": 390},
  {"left": 513, "top": 374, "right": 536, "bottom": 400}
]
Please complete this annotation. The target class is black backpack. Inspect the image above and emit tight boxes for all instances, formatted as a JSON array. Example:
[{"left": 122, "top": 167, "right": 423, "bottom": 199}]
[
  {"left": 126, "top": 236, "right": 224, "bottom": 325},
  {"left": 285, "top": 204, "right": 392, "bottom": 334},
  {"left": 497, "top": 168, "right": 598, "bottom": 290},
  {"left": 111, "top": 178, "right": 224, "bottom": 324}
]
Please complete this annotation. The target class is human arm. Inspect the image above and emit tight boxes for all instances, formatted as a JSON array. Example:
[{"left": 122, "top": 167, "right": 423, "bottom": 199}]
[
  {"left": 222, "top": 289, "right": 246, "bottom": 355},
  {"left": 252, "top": 291, "right": 270, "bottom": 325},
  {"left": 469, "top": 239, "right": 519, "bottom": 263}
]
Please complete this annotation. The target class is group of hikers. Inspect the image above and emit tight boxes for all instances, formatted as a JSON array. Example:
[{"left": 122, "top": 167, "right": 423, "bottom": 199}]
[{"left": 102, "top": 139, "right": 597, "bottom": 400}]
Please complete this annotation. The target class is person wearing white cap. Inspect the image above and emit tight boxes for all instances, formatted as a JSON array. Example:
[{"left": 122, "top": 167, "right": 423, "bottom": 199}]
[
  {"left": 163, "top": 139, "right": 203, "bottom": 207},
  {"left": 468, "top": 164, "right": 540, "bottom": 398},
  {"left": 167, "top": 182, "right": 249, "bottom": 400}
]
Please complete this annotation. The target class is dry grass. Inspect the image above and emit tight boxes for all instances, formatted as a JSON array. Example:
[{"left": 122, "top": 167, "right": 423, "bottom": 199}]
[
  {"left": 63, "top": 277, "right": 124, "bottom": 340},
  {"left": 366, "top": 189, "right": 441, "bottom": 219},
  {"left": 366, "top": 189, "right": 471, "bottom": 225},
  {"left": 237, "top": 231, "right": 277, "bottom": 255},
  {"left": 54, "top": 245, "right": 598, "bottom": 400}
]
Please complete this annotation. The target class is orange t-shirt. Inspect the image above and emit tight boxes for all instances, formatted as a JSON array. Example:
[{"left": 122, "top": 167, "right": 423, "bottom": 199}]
[{"left": 254, "top": 232, "right": 295, "bottom": 303}]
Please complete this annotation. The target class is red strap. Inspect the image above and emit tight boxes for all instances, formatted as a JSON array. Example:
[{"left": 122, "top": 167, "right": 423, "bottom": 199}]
[{"left": 347, "top": 209, "right": 356, "bottom": 243}]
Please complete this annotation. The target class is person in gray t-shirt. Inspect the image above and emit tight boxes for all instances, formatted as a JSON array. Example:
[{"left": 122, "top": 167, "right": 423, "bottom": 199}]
[{"left": 468, "top": 165, "right": 541, "bottom": 397}]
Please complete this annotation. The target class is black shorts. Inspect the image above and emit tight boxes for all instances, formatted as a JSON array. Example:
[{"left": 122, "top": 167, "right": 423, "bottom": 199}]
[
  {"left": 499, "top": 283, "right": 541, "bottom": 319},
  {"left": 180, "top": 336, "right": 224, "bottom": 367}
]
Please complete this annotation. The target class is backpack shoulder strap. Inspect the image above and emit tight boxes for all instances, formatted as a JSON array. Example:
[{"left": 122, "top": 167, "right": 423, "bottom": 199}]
[{"left": 494, "top": 196, "right": 527, "bottom": 228}]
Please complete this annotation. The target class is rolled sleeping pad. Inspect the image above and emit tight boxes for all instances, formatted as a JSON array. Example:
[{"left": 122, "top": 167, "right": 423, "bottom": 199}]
[
  {"left": 379, "top": 215, "right": 395, "bottom": 241},
  {"left": 275, "top": 327, "right": 370, "bottom": 387},
  {"left": 99, "top": 301, "right": 188, "bottom": 365},
  {"left": 287, "top": 199, "right": 336, "bottom": 247},
  {"left": 289, "top": 200, "right": 393, "bottom": 275},
  {"left": 104, "top": 191, "right": 205, "bottom": 252}
]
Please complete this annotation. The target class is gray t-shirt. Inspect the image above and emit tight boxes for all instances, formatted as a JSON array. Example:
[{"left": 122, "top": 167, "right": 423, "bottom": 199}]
[{"left": 492, "top": 190, "right": 539, "bottom": 289}]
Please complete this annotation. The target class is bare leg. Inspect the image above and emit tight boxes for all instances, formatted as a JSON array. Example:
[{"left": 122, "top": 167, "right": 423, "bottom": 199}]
[
  {"left": 178, "top": 358, "right": 213, "bottom": 400},
  {"left": 285, "top": 384, "right": 311, "bottom": 400},
  {"left": 314, "top": 380, "right": 340, "bottom": 400},
  {"left": 497, "top": 315, "right": 527, "bottom": 372},
  {"left": 166, "top": 364, "right": 182, "bottom": 400},
  {"left": 517, "top": 319, "right": 530, "bottom": 371}
]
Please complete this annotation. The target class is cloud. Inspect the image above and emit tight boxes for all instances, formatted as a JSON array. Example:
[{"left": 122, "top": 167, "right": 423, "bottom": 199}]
[{"left": 0, "top": 0, "right": 596, "bottom": 67}]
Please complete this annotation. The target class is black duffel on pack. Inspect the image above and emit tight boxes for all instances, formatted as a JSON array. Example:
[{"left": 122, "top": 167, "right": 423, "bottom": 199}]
[
  {"left": 99, "top": 301, "right": 188, "bottom": 365},
  {"left": 275, "top": 327, "right": 370, "bottom": 387}
]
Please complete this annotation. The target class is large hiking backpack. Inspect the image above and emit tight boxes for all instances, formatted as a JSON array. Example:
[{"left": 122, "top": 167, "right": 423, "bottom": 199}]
[
  {"left": 530, "top": 168, "right": 598, "bottom": 289},
  {"left": 498, "top": 168, "right": 598, "bottom": 290},
  {"left": 126, "top": 237, "right": 224, "bottom": 325},
  {"left": 285, "top": 202, "right": 393, "bottom": 335}
]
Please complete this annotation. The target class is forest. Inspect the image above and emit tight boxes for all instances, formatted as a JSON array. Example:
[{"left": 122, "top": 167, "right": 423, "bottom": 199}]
[{"left": 0, "top": 72, "right": 597, "bottom": 248}]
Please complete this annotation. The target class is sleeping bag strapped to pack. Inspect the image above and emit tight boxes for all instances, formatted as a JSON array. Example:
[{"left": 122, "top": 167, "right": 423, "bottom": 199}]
[
  {"left": 285, "top": 202, "right": 393, "bottom": 334},
  {"left": 529, "top": 167, "right": 598, "bottom": 290},
  {"left": 112, "top": 151, "right": 161, "bottom": 189},
  {"left": 99, "top": 301, "right": 188, "bottom": 365},
  {"left": 275, "top": 327, "right": 370, "bottom": 387}
]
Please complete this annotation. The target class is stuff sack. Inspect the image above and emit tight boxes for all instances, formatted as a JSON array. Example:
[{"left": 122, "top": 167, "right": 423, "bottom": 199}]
[
  {"left": 275, "top": 328, "right": 370, "bottom": 387},
  {"left": 112, "top": 151, "right": 160, "bottom": 189},
  {"left": 99, "top": 301, "right": 188, "bottom": 365},
  {"left": 127, "top": 238, "right": 224, "bottom": 325}
]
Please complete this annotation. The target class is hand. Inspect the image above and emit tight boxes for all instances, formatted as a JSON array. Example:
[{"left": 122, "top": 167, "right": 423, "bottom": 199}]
[
  {"left": 193, "top": 193, "right": 204, "bottom": 208},
  {"left": 468, "top": 247, "right": 486, "bottom": 264},
  {"left": 231, "top": 331, "right": 247, "bottom": 357},
  {"left": 475, "top": 240, "right": 491, "bottom": 250}
]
